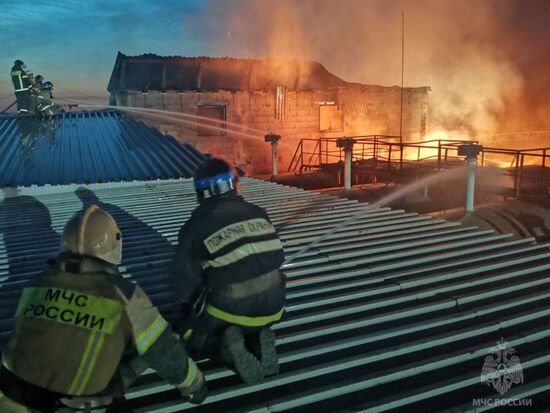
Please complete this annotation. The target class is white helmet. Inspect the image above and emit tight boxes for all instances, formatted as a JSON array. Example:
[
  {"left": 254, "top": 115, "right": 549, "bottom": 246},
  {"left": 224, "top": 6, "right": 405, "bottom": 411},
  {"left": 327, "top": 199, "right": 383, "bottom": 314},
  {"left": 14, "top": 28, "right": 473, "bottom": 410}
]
[{"left": 63, "top": 205, "right": 122, "bottom": 265}]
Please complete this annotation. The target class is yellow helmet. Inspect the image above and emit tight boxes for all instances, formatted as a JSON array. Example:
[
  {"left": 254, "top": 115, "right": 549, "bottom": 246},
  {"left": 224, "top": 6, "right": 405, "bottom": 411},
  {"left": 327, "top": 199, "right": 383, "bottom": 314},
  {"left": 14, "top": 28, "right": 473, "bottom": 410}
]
[{"left": 63, "top": 205, "right": 122, "bottom": 265}]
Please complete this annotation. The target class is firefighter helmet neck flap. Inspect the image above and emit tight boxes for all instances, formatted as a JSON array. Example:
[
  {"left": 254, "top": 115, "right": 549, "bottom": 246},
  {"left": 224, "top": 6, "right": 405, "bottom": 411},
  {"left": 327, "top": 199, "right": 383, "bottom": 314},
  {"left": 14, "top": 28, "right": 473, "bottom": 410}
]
[
  {"left": 63, "top": 205, "right": 122, "bottom": 265},
  {"left": 194, "top": 158, "right": 238, "bottom": 202}
]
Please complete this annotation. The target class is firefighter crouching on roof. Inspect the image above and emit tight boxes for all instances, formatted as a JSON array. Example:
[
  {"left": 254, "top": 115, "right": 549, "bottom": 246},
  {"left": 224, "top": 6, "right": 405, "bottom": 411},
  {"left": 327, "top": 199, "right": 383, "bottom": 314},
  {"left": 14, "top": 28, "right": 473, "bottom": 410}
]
[
  {"left": 34, "top": 81, "right": 61, "bottom": 116},
  {"left": 11, "top": 60, "right": 33, "bottom": 113},
  {"left": 0, "top": 205, "right": 206, "bottom": 413},
  {"left": 171, "top": 157, "right": 286, "bottom": 385}
]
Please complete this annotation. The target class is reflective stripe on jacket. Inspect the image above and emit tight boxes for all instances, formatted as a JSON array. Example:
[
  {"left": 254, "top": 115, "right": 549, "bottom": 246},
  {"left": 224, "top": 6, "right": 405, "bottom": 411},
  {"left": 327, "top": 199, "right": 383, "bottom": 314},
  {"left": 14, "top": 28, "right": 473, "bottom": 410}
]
[
  {"left": 2, "top": 253, "right": 196, "bottom": 397},
  {"left": 11, "top": 66, "right": 31, "bottom": 92}
]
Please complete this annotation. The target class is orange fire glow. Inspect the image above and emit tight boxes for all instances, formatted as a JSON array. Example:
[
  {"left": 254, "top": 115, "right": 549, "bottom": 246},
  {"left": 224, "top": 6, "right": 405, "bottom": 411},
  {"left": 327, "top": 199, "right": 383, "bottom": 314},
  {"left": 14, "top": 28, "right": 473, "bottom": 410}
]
[{"left": 185, "top": 0, "right": 550, "bottom": 146}]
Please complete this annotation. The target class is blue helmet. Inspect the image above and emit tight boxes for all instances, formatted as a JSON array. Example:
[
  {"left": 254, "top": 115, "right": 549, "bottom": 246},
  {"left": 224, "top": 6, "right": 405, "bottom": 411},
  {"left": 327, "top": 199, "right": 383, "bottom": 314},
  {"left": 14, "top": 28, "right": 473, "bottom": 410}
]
[
  {"left": 193, "top": 157, "right": 238, "bottom": 201},
  {"left": 43, "top": 81, "right": 53, "bottom": 90}
]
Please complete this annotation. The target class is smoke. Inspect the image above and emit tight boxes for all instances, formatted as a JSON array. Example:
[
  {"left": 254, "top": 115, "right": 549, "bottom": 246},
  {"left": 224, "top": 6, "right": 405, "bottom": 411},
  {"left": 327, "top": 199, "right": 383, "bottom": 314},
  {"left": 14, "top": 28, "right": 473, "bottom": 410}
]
[{"left": 182, "top": 0, "right": 550, "bottom": 138}]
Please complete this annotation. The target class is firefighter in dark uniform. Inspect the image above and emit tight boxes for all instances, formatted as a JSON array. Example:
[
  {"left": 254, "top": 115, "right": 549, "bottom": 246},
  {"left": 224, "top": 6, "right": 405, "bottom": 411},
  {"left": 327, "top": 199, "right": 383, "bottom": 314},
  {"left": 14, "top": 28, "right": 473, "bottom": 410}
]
[
  {"left": 171, "top": 157, "right": 286, "bottom": 385},
  {"left": 0, "top": 205, "right": 207, "bottom": 412},
  {"left": 11, "top": 60, "right": 33, "bottom": 113}
]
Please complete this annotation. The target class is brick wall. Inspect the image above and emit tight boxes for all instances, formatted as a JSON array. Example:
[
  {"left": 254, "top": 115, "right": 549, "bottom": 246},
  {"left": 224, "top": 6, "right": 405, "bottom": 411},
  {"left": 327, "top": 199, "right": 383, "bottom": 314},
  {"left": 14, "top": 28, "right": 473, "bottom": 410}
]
[{"left": 114, "top": 86, "right": 429, "bottom": 175}]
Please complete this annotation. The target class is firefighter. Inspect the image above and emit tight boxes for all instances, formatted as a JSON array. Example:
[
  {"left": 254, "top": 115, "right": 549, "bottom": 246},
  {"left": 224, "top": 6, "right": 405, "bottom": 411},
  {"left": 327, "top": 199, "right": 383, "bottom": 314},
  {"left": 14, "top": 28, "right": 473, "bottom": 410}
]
[
  {"left": 171, "top": 157, "right": 286, "bottom": 385},
  {"left": 10, "top": 60, "right": 33, "bottom": 113},
  {"left": 35, "top": 82, "right": 61, "bottom": 116},
  {"left": 34, "top": 75, "right": 44, "bottom": 90},
  {"left": 28, "top": 75, "right": 44, "bottom": 114},
  {"left": 0, "top": 205, "right": 207, "bottom": 412}
]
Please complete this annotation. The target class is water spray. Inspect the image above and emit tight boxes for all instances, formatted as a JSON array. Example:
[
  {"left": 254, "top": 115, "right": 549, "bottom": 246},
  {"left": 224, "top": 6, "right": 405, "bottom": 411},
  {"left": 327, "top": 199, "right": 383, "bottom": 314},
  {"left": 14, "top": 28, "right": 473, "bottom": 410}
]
[
  {"left": 282, "top": 166, "right": 472, "bottom": 266},
  {"left": 54, "top": 91, "right": 268, "bottom": 135},
  {"left": 50, "top": 92, "right": 495, "bottom": 269}
]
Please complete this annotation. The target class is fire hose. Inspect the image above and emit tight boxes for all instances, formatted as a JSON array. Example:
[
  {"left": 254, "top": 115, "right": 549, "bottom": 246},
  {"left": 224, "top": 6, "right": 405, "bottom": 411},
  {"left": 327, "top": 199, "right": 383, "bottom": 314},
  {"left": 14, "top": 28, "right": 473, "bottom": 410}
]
[{"left": 1, "top": 100, "right": 17, "bottom": 113}]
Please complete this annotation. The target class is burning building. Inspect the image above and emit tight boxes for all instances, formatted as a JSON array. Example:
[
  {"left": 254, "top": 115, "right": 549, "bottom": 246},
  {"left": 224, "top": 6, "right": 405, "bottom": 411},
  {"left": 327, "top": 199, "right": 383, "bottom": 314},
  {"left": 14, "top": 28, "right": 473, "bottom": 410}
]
[{"left": 108, "top": 52, "right": 430, "bottom": 174}]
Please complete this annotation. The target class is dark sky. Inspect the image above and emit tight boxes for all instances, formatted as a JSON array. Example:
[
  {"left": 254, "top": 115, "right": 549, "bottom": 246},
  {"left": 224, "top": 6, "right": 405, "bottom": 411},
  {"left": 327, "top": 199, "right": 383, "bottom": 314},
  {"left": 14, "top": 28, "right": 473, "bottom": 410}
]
[{"left": 1, "top": 0, "right": 549, "bottom": 132}]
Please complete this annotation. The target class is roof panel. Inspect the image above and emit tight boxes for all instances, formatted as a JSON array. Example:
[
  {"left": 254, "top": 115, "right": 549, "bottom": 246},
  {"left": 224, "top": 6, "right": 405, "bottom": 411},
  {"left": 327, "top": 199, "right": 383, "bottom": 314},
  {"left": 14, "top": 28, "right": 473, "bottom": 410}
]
[
  {"left": 0, "top": 112, "right": 205, "bottom": 187},
  {"left": 1, "top": 179, "right": 550, "bottom": 411}
]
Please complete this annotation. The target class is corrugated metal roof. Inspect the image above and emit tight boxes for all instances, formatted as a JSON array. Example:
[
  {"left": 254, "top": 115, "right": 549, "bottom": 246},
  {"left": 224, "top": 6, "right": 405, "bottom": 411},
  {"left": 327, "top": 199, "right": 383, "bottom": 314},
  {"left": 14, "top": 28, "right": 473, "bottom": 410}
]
[
  {"left": 2, "top": 178, "right": 550, "bottom": 411},
  {"left": 0, "top": 111, "right": 205, "bottom": 187}
]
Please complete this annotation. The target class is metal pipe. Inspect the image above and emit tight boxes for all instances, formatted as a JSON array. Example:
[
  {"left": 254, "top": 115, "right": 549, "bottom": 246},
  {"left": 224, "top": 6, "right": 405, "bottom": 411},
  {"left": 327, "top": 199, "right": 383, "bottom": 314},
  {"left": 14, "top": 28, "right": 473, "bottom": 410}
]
[
  {"left": 344, "top": 146, "right": 352, "bottom": 190},
  {"left": 265, "top": 134, "right": 281, "bottom": 177},
  {"left": 465, "top": 155, "right": 476, "bottom": 213},
  {"left": 458, "top": 144, "right": 482, "bottom": 215},
  {"left": 336, "top": 138, "right": 356, "bottom": 190},
  {"left": 542, "top": 149, "right": 547, "bottom": 187},
  {"left": 437, "top": 141, "right": 441, "bottom": 170},
  {"left": 517, "top": 153, "right": 525, "bottom": 199},
  {"left": 272, "top": 140, "right": 278, "bottom": 176}
]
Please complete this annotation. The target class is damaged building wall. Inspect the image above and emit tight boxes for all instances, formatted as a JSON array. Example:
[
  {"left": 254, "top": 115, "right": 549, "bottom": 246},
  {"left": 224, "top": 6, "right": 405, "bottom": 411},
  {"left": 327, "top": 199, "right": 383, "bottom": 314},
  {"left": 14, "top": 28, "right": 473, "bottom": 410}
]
[
  {"left": 113, "top": 86, "right": 429, "bottom": 175},
  {"left": 108, "top": 53, "right": 429, "bottom": 175}
]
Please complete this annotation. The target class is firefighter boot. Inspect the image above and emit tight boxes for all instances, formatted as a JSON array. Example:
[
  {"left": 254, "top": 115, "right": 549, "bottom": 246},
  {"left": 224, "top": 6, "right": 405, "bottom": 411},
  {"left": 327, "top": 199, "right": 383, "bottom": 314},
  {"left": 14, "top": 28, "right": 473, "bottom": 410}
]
[
  {"left": 221, "top": 326, "right": 264, "bottom": 385},
  {"left": 258, "top": 328, "right": 279, "bottom": 376}
]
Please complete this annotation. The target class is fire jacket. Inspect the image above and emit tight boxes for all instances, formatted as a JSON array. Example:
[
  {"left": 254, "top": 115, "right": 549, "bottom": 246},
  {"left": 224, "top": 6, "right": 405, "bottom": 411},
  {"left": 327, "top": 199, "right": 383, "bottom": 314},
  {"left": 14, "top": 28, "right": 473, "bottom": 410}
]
[
  {"left": 171, "top": 192, "right": 286, "bottom": 328},
  {"left": 11, "top": 65, "right": 31, "bottom": 94},
  {"left": 35, "top": 90, "right": 61, "bottom": 116},
  {"left": 1, "top": 253, "right": 199, "bottom": 402}
]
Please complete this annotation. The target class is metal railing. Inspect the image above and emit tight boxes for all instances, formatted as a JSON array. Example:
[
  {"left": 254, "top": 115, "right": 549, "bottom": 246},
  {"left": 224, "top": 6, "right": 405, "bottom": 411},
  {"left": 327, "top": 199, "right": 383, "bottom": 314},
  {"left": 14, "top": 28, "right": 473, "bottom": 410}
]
[
  {"left": 288, "top": 136, "right": 473, "bottom": 172},
  {"left": 288, "top": 135, "right": 550, "bottom": 197}
]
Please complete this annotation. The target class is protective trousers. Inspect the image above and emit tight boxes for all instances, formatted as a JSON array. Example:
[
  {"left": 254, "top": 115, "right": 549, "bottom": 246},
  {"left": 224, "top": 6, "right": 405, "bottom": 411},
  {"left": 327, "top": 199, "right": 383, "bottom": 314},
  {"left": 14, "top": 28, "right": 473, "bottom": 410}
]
[
  {"left": 15, "top": 90, "right": 32, "bottom": 112},
  {"left": 180, "top": 311, "right": 266, "bottom": 364}
]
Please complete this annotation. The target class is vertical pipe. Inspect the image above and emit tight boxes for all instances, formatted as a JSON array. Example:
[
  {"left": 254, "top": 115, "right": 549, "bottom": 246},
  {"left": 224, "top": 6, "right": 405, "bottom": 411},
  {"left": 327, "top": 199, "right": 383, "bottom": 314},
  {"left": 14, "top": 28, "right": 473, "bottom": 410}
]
[
  {"left": 399, "top": 137, "right": 404, "bottom": 171},
  {"left": 465, "top": 155, "right": 476, "bottom": 213},
  {"left": 437, "top": 141, "right": 441, "bottom": 170},
  {"left": 542, "top": 149, "right": 547, "bottom": 187},
  {"left": 345, "top": 146, "right": 352, "bottom": 190},
  {"left": 272, "top": 141, "right": 278, "bottom": 176},
  {"left": 516, "top": 153, "right": 524, "bottom": 199},
  {"left": 283, "top": 86, "right": 286, "bottom": 119},
  {"left": 513, "top": 151, "right": 520, "bottom": 193},
  {"left": 416, "top": 146, "right": 421, "bottom": 180},
  {"left": 281, "top": 87, "right": 284, "bottom": 119},
  {"left": 399, "top": 10, "right": 404, "bottom": 140},
  {"left": 275, "top": 86, "right": 279, "bottom": 119}
]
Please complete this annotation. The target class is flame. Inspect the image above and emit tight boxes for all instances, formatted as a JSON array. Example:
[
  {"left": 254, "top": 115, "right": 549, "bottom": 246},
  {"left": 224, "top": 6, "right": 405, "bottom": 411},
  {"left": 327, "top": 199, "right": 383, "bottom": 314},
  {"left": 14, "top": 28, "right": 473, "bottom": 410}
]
[{"left": 184, "top": 0, "right": 550, "bottom": 143}]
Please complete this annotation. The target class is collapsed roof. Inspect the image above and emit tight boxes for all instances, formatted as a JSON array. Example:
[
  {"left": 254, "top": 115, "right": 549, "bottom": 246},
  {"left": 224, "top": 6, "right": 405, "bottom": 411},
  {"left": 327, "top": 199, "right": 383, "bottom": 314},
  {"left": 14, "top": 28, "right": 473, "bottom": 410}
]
[{"left": 107, "top": 52, "right": 348, "bottom": 93}]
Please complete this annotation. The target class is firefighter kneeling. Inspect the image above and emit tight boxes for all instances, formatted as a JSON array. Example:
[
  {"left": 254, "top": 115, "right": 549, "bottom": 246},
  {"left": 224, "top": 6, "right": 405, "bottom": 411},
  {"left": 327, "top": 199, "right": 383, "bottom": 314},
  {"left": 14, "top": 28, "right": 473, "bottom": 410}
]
[
  {"left": 171, "top": 157, "right": 286, "bottom": 384},
  {"left": 0, "top": 205, "right": 206, "bottom": 412}
]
